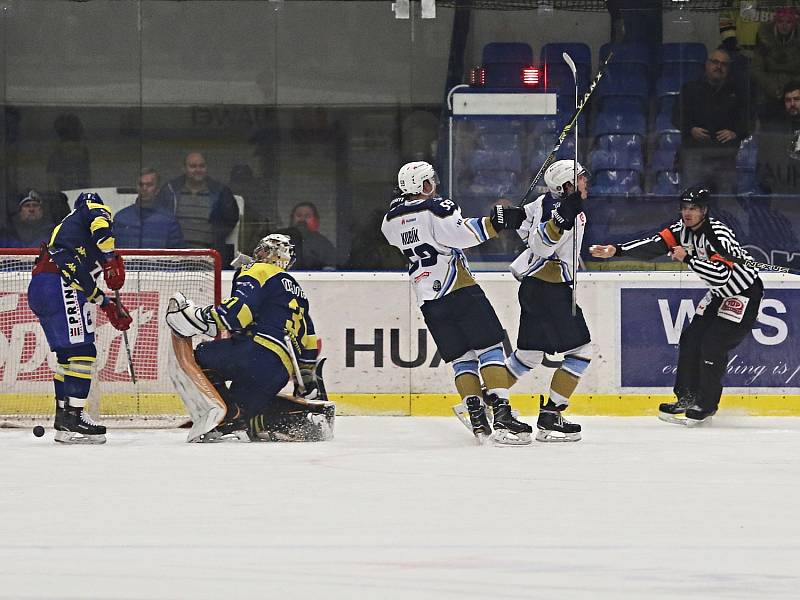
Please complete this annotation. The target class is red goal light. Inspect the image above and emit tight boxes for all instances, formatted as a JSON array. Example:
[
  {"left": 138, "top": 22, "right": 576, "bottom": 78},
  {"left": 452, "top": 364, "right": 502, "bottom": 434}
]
[
  {"left": 469, "top": 66, "right": 486, "bottom": 87},
  {"left": 521, "top": 66, "right": 540, "bottom": 87}
]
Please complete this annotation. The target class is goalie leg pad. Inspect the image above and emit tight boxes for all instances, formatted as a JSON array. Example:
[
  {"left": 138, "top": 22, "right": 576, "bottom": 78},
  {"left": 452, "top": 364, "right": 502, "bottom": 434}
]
[
  {"left": 166, "top": 292, "right": 218, "bottom": 338},
  {"left": 168, "top": 332, "right": 227, "bottom": 442}
]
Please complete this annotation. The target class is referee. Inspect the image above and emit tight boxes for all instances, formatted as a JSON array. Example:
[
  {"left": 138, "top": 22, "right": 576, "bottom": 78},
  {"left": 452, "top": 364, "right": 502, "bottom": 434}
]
[{"left": 590, "top": 185, "right": 763, "bottom": 426}]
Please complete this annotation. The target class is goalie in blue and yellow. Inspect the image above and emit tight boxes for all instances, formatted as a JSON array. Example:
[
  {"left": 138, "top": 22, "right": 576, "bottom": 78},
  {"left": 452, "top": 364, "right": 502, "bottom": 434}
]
[{"left": 166, "top": 233, "right": 333, "bottom": 442}]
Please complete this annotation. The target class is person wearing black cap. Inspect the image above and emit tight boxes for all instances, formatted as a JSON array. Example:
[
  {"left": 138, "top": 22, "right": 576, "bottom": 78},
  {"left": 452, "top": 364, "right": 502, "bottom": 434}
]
[
  {"left": 589, "top": 185, "right": 764, "bottom": 426},
  {"left": 8, "top": 190, "right": 55, "bottom": 247}
]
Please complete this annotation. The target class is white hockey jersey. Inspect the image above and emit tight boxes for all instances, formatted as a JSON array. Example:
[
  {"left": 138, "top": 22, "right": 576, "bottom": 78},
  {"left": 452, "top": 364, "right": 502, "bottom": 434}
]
[
  {"left": 510, "top": 192, "right": 585, "bottom": 284},
  {"left": 381, "top": 195, "right": 495, "bottom": 306}
]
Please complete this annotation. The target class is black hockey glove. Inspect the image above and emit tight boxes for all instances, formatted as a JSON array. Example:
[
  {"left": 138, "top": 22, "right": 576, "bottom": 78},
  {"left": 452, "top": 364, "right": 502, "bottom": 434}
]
[
  {"left": 489, "top": 204, "right": 526, "bottom": 231},
  {"left": 550, "top": 192, "right": 583, "bottom": 231},
  {"left": 295, "top": 366, "right": 320, "bottom": 400}
]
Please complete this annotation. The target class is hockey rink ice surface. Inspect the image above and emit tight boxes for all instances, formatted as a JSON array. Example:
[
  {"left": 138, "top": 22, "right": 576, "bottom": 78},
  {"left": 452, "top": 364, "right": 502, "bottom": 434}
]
[{"left": 2, "top": 416, "right": 800, "bottom": 600}]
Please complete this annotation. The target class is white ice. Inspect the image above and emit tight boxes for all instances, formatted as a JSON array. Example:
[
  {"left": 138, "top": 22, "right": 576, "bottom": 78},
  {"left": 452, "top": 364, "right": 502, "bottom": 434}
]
[{"left": 1, "top": 416, "right": 800, "bottom": 600}]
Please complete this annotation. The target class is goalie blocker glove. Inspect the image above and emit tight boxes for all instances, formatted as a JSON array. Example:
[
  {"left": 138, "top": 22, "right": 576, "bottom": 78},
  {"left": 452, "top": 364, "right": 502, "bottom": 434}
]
[
  {"left": 489, "top": 204, "right": 526, "bottom": 231},
  {"left": 550, "top": 191, "right": 583, "bottom": 231},
  {"left": 101, "top": 253, "right": 126, "bottom": 290}
]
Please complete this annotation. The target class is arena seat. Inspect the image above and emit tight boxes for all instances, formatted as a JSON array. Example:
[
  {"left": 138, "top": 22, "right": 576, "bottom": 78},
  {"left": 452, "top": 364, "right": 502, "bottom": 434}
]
[{"left": 658, "top": 42, "right": 707, "bottom": 65}]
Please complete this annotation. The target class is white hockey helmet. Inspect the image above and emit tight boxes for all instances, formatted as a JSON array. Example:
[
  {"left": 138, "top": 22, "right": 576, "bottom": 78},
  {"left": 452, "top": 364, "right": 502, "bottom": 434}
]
[
  {"left": 544, "top": 159, "right": 586, "bottom": 197},
  {"left": 254, "top": 234, "right": 296, "bottom": 270},
  {"left": 397, "top": 161, "right": 438, "bottom": 195}
]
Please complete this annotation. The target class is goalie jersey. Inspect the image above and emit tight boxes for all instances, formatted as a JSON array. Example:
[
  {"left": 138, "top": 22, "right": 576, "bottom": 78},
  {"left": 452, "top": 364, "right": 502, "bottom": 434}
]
[
  {"left": 381, "top": 195, "right": 497, "bottom": 306},
  {"left": 510, "top": 192, "right": 584, "bottom": 285},
  {"left": 209, "top": 261, "right": 318, "bottom": 370}
]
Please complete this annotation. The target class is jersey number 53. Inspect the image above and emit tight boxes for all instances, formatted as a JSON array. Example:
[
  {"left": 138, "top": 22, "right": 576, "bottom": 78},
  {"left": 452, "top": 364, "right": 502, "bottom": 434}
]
[{"left": 402, "top": 243, "right": 437, "bottom": 274}]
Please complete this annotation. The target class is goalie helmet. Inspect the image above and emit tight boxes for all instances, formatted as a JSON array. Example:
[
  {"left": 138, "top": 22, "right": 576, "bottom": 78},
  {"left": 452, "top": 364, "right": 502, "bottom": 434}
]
[
  {"left": 544, "top": 160, "right": 586, "bottom": 197},
  {"left": 397, "top": 161, "right": 438, "bottom": 196},
  {"left": 254, "top": 234, "right": 296, "bottom": 270}
]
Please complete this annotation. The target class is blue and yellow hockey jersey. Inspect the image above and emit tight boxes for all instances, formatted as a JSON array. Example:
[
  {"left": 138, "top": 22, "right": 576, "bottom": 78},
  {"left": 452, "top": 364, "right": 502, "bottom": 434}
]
[
  {"left": 44, "top": 192, "right": 117, "bottom": 303},
  {"left": 209, "top": 260, "right": 318, "bottom": 374}
]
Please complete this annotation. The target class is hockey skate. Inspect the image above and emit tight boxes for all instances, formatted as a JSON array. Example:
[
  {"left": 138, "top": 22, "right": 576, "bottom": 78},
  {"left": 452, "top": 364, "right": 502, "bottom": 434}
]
[
  {"left": 196, "top": 417, "right": 251, "bottom": 443},
  {"left": 452, "top": 395, "right": 492, "bottom": 443},
  {"left": 535, "top": 395, "right": 581, "bottom": 442},
  {"left": 684, "top": 405, "right": 716, "bottom": 427},
  {"left": 54, "top": 404, "right": 107, "bottom": 445},
  {"left": 657, "top": 393, "right": 695, "bottom": 426},
  {"left": 485, "top": 392, "right": 532, "bottom": 446}
]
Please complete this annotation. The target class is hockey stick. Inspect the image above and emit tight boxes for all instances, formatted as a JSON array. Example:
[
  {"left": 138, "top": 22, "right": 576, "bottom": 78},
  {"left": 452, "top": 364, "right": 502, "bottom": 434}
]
[
  {"left": 115, "top": 290, "right": 137, "bottom": 384},
  {"left": 563, "top": 51, "right": 580, "bottom": 316},
  {"left": 519, "top": 51, "right": 614, "bottom": 207},
  {"left": 284, "top": 334, "right": 306, "bottom": 394}
]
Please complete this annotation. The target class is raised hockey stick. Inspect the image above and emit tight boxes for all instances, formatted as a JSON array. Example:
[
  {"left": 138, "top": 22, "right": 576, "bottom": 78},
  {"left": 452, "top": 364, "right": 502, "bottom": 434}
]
[
  {"left": 518, "top": 51, "right": 614, "bottom": 207},
  {"left": 563, "top": 51, "right": 580, "bottom": 316},
  {"left": 115, "top": 291, "right": 137, "bottom": 384}
]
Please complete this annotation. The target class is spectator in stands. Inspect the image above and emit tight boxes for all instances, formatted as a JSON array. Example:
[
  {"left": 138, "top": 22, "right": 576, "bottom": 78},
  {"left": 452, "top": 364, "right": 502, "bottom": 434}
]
[
  {"left": 347, "top": 206, "right": 405, "bottom": 270},
  {"left": 720, "top": 1, "right": 774, "bottom": 58},
  {"left": 752, "top": 7, "right": 800, "bottom": 118},
  {"left": 115, "top": 168, "right": 184, "bottom": 249},
  {"left": 280, "top": 202, "right": 337, "bottom": 270},
  {"left": 7, "top": 190, "right": 54, "bottom": 248},
  {"left": 757, "top": 81, "right": 800, "bottom": 194},
  {"left": 46, "top": 113, "right": 90, "bottom": 192},
  {"left": 673, "top": 48, "right": 749, "bottom": 195},
  {"left": 155, "top": 151, "right": 239, "bottom": 265}
]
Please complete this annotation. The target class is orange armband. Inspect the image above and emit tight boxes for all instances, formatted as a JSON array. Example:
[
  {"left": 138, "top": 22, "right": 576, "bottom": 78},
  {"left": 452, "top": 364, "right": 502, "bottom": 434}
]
[
  {"left": 710, "top": 253, "right": 734, "bottom": 268},
  {"left": 658, "top": 228, "right": 678, "bottom": 250}
]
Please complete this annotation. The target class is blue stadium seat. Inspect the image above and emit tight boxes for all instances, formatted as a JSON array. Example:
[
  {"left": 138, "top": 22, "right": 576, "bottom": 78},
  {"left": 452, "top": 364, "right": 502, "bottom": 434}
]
[
  {"left": 469, "top": 170, "right": 520, "bottom": 197},
  {"left": 596, "top": 134, "right": 643, "bottom": 154},
  {"left": 481, "top": 43, "right": 534, "bottom": 88},
  {"left": 736, "top": 135, "right": 758, "bottom": 170},
  {"left": 482, "top": 42, "right": 533, "bottom": 65},
  {"left": 528, "top": 117, "right": 559, "bottom": 137},
  {"left": 590, "top": 148, "right": 644, "bottom": 172},
  {"left": 599, "top": 42, "right": 653, "bottom": 68},
  {"left": 659, "top": 61, "right": 703, "bottom": 83},
  {"left": 541, "top": 42, "right": 591, "bottom": 69},
  {"left": 650, "top": 148, "right": 677, "bottom": 172},
  {"left": 657, "top": 130, "right": 682, "bottom": 151},
  {"left": 592, "top": 112, "right": 647, "bottom": 137},
  {"left": 654, "top": 112, "right": 677, "bottom": 133},
  {"left": 658, "top": 42, "right": 707, "bottom": 65},
  {"left": 470, "top": 148, "right": 523, "bottom": 172},
  {"left": 592, "top": 169, "right": 643, "bottom": 196},
  {"left": 736, "top": 171, "right": 763, "bottom": 196},
  {"left": 473, "top": 119, "right": 525, "bottom": 135},
  {"left": 476, "top": 132, "right": 521, "bottom": 152},
  {"left": 651, "top": 171, "right": 681, "bottom": 195},
  {"left": 546, "top": 62, "right": 590, "bottom": 95},
  {"left": 599, "top": 96, "right": 647, "bottom": 116}
]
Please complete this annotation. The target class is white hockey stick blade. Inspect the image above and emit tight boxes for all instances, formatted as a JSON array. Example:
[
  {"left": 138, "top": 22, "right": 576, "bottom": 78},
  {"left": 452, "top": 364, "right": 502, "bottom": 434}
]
[{"left": 562, "top": 51, "right": 577, "bottom": 77}]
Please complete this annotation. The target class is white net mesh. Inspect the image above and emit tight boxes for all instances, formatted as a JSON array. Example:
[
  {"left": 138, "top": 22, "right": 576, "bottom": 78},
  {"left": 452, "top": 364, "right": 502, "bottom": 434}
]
[{"left": 0, "top": 249, "right": 220, "bottom": 428}]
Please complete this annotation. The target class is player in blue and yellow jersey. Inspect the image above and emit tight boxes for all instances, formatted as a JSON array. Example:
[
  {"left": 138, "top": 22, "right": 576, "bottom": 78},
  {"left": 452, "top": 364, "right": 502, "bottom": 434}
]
[
  {"left": 166, "top": 233, "right": 332, "bottom": 442},
  {"left": 27, "top": 191, "right": 132, "bottom": 444}
]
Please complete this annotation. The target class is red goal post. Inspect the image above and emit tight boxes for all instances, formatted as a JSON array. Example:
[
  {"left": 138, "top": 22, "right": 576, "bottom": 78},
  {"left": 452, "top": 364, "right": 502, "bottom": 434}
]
[{"left": 0, "top": 248, "right": 221, "bottom": 427}]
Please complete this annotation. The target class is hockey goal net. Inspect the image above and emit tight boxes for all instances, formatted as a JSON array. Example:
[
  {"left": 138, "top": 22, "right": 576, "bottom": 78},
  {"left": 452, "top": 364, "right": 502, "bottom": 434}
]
[{"left": 0, "top": 248, "right": 221, "bottom": 427}]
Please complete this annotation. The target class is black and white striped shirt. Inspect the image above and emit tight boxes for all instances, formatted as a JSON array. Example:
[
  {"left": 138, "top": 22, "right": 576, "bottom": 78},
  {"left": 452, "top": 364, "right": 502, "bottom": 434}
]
[{"left": 617, "top": 217, "right": 760, "bottom": 298}]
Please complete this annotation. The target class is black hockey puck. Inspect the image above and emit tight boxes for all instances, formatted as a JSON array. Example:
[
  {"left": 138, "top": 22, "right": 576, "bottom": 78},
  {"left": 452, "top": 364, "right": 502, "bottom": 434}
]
[{"left": 32, "top": 425, "right": 45, "bottom": 438}]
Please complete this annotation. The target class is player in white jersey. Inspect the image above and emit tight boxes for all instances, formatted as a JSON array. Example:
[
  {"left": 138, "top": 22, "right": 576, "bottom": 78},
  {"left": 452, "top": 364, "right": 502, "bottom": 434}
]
[
  {"left": 381, "top": 161, "right": 532, "bottom": 445},
  {"left": 504, "top": 160, "right": 592, "bottom": 442},
  {"left": 590, "top": 185, "right": 763, "bottom": 426}
]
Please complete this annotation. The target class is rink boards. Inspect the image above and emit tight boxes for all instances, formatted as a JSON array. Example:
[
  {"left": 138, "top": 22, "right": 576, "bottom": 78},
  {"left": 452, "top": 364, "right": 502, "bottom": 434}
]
[{"left": 2, "top": 271, "right": 799, "bottom": 417}]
